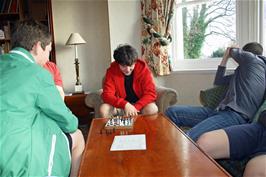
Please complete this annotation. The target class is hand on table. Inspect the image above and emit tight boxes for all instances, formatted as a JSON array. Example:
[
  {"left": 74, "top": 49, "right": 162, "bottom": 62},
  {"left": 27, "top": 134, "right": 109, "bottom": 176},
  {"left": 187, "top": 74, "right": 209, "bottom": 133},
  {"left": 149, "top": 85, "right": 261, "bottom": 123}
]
[{"left": 124, "top": 103, "right": 139, "bottom": 116}]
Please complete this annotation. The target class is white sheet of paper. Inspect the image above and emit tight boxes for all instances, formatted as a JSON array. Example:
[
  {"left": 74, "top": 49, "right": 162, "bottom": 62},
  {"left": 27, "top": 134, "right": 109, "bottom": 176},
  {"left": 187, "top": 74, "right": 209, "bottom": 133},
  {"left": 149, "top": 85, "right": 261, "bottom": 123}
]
[{"left": 110, "top": 134, "right": 146, "bottom": 151}]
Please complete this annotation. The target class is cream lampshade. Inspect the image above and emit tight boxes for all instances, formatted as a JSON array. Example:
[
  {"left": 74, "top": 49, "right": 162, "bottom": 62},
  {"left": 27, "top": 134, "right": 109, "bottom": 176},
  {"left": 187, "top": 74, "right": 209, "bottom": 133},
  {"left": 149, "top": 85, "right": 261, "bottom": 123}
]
[{"left": 66, "top": 33, "right": 86, "bottom": 93}]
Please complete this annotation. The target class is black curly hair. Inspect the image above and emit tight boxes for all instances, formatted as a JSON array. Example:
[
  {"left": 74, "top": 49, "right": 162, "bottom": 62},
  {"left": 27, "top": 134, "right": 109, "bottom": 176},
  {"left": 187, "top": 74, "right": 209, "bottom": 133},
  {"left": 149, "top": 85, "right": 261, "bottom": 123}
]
[{"left": 113, "top": 44, "right": 138, "bottom": 66}]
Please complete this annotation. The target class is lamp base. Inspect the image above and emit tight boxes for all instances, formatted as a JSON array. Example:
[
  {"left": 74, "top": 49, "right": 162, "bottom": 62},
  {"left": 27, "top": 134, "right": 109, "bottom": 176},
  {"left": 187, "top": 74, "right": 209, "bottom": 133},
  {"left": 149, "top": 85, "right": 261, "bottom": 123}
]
[{"left": 74, "top": 84, "right": 83, "bottom": 93}]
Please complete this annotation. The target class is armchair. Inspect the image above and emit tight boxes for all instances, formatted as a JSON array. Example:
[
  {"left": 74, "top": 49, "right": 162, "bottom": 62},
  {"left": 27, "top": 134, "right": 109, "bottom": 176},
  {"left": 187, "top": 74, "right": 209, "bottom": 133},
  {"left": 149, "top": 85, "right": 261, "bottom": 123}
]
[{"left": 85, "top": 85, "right": 178, "bottom": 118}]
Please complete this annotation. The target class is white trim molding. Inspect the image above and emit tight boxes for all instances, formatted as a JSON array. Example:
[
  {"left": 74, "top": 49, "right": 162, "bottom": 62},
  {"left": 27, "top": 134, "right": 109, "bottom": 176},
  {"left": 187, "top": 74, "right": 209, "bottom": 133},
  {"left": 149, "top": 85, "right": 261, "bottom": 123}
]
[{"left": 236, "top": 0, "right": 262, "bottom": 46}]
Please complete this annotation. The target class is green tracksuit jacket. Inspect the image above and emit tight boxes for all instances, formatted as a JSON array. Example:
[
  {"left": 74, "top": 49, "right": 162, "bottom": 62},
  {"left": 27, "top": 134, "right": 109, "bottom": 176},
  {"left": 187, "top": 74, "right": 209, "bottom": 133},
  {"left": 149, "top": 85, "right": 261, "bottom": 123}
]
[{"left": 0, "top": 47, "right": 78, "bottom": 176}]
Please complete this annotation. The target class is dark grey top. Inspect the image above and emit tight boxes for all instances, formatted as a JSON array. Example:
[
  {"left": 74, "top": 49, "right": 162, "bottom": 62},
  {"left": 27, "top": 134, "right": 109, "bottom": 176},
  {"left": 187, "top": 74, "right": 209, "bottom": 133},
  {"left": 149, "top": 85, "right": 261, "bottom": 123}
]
[
  {"left": 214, "top": 48, "right": 266, "bottom": 120},
  {"left": 124, "top": 72, "right": 139, "bottom": 103}
]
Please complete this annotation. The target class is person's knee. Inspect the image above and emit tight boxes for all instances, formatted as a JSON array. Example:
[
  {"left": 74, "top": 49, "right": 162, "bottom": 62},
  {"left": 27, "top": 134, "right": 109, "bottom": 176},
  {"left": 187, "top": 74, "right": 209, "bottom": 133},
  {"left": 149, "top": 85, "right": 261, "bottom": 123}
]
[
  {"left": 165, "top": 106, "right": 174, "bottom": 117},
  {"left": 142, "top": 103, "right": 158, "bottom": 115},
  {"left": 164, "top": 105, "right": 183, "bottom": 118},
  {"left": 99, "top": 104, "right": 111, "bottom": 118},
  {"left": 249, "top": 170, "right": 266, "bottom": 177},
  {"left": 164, "top": 106, "right": 183, "bottom": 125},
  {"left": 244, "top": 165, "right": 266, "bottom": 177},
  {"left": 244, "top": 155, "right": 266, "bottom": 177},
  {"left": 196, "top": 133, "right": 212, "bottom": 153},
  {"left": 76, "top": 129, "right": 85, "bottom": 149},
  {"left": 71, "top": 129, "right": 85, "bottom": 151}
]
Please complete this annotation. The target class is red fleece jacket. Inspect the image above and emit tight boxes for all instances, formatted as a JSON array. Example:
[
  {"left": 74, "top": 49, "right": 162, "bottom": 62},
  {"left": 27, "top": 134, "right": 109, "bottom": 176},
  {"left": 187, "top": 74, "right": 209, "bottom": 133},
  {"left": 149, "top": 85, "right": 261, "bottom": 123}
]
[{"left": 101, "top": 59, "right": 157, "bottom": 111}]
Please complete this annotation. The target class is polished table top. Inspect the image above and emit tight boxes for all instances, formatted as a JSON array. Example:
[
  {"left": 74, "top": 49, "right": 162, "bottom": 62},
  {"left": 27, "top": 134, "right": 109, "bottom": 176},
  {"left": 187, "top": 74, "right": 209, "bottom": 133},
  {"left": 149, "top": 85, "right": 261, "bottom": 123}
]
[{"left": 78, "top": 113, "right": 231, "bottom": 177}]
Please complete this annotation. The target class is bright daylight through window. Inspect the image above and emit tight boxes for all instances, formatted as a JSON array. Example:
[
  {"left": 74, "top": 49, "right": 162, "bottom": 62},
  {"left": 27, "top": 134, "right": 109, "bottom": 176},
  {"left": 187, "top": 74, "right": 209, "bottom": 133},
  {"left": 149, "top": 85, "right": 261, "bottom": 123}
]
[{"left": 170, "top": 0, "right": 237, "bottom": 71}]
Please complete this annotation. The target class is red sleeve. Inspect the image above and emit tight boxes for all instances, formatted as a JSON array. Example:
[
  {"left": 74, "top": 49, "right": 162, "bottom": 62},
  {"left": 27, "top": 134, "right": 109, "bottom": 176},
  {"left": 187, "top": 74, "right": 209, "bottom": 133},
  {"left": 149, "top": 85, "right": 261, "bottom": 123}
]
[
  {"left": 101, "top": 70, "right": 128, "bottom": 109},
  {"left": 43, "top": 62, "right": 63, "bottom": 87},
  {"left": 133, "top": 68, "right": 157, "bottom": 111}
]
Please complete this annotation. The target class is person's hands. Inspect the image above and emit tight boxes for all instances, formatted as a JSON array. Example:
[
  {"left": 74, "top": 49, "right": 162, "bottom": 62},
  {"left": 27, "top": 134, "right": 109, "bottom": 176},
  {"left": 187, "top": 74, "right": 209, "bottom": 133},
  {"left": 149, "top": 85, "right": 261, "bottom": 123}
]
[
  {"left": 124, "top": 103, "right": 139, "bottom": 116},
  {"left": 220, "top": 47, "right": 231, "bottom": 66},
  {"left": 230, "top": 43, "right": 239, "bottom": 48}
]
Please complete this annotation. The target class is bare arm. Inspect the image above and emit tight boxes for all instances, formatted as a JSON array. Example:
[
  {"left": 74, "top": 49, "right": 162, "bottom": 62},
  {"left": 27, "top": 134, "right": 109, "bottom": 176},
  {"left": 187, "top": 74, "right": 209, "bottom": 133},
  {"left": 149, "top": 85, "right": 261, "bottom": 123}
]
[{"left": 36, "top": 71, "right": 78, "bottom": 133}]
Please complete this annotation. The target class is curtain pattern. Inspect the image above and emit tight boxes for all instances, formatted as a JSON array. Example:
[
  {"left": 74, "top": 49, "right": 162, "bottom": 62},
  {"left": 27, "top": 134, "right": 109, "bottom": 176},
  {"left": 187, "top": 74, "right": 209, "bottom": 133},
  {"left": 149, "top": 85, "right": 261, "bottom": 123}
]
[{"left": 141, "top": 0, "right": 175, "bottom": 76}]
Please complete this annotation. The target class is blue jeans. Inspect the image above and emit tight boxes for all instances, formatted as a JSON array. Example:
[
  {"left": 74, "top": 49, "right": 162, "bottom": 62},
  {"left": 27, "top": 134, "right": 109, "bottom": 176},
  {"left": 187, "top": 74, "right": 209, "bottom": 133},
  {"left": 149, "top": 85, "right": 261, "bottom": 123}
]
[{"left": 165, "top": 105, "right": 248, "bottom": 141}]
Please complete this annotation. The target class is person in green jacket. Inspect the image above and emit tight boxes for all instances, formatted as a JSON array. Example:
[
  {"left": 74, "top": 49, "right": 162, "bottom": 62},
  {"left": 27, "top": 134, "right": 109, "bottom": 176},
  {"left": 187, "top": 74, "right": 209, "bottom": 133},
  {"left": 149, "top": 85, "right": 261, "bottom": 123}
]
[{"left": 0, "top": 20, "right": 84, "bottom": 177}]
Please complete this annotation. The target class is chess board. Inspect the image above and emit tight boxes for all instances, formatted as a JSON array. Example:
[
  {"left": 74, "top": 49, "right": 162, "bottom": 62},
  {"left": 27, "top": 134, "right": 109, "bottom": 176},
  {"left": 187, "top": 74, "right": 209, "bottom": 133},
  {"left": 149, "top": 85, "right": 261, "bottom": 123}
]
[{"left": 104, "top": 116, "right": 134, "bottom": 130}]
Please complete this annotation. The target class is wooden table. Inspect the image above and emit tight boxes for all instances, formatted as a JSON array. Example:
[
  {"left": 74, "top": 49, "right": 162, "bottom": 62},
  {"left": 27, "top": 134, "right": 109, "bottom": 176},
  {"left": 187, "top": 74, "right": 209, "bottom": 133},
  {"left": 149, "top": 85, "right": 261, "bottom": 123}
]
[{"left": 78, "top": 113, "right": 231, "bottom": 177}]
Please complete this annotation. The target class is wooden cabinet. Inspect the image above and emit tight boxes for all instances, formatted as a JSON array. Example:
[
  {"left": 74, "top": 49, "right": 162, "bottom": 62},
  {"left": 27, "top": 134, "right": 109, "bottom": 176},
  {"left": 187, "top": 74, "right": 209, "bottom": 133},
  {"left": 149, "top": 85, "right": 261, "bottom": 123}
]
[
  {"left": 65, "top": 93, "right": 94, "bottom": 126},
  {"left": 0, "top": 0, "right": 56, "bottom": 62}
]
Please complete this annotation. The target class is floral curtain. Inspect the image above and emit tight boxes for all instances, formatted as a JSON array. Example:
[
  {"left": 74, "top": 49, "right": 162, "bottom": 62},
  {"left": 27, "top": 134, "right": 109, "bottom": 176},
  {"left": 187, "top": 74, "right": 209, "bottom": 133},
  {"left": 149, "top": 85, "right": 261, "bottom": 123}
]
[{"left": 141, "top": 0, "right": 175, "bottom": 76}]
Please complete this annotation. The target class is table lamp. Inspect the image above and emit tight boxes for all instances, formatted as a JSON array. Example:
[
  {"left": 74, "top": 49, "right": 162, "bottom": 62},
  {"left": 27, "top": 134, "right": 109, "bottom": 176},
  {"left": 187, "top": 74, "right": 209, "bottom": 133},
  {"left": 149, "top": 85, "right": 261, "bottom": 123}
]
[{"left": 66, "top": 33, "right": 86, "bottom": 93}]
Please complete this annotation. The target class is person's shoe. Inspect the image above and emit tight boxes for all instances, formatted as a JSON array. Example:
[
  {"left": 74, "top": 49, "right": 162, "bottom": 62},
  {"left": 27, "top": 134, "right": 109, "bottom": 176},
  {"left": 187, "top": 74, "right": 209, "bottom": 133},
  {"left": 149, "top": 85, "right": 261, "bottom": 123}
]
[{"left": 258, "top": 110, "right": 266, "bottom": 127}]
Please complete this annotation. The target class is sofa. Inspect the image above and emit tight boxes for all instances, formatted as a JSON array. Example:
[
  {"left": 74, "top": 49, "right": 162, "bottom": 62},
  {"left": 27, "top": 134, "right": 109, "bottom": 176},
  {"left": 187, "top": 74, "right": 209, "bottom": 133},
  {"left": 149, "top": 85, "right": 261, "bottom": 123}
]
[
  {"left": 85, "top": 85, "right": 178, "bottom": 118},
  {"left": 199, "top": 86, "right": 266, "bottom": 177}
]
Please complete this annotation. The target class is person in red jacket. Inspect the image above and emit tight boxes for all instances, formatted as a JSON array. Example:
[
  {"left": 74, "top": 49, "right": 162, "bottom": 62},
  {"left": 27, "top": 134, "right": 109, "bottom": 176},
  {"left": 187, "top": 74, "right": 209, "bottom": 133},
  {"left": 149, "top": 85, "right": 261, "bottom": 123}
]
[{"left": 100, "top": 44, "right": 158, "bottom": 118}]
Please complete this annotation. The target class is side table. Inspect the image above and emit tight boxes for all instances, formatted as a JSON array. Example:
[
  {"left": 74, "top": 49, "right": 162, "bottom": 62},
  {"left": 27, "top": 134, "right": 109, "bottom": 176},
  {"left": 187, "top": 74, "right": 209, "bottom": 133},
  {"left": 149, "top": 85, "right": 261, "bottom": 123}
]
[{"left": 64, "top": 92, "right": 94, "bottom": 125}]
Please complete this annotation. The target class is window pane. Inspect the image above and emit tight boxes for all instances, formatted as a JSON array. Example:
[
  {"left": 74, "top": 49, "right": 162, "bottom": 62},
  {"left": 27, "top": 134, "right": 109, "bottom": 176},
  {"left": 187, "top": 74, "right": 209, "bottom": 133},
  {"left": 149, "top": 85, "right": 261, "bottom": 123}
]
[{"left": 172, "top": 0, "right": 236, "bottom": 60}]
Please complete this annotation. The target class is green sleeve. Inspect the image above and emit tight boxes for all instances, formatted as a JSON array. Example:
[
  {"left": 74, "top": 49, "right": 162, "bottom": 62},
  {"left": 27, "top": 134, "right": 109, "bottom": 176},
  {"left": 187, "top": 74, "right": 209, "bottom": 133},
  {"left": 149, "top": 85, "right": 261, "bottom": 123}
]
[{"left": 35, "top": 69, "right": 78, "bottom": 133}]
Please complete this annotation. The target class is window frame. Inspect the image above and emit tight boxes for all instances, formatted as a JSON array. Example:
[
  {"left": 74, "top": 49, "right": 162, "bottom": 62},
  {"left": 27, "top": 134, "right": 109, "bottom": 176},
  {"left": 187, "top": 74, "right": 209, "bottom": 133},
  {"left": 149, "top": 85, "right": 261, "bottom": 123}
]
[
  {"left": 262, "top": 0, "right": 266, "bottom": 56},
  {"left": 170, "top": 0, "right": 264, "bottom": 72}
]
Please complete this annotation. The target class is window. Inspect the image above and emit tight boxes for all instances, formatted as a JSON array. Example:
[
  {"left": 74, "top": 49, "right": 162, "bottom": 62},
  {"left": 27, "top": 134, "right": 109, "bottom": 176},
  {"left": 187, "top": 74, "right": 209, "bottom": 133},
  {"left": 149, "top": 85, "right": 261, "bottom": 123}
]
[{"left": 170, "top": 0, "right": 263, "bottom": 71}]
